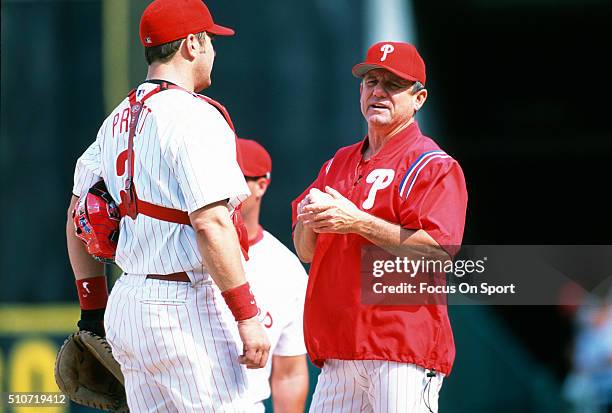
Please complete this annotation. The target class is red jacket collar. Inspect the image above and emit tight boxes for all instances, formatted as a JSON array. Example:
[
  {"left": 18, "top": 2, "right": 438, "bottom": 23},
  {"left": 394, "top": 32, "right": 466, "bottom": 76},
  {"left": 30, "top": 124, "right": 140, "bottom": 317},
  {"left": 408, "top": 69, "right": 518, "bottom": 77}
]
[{"left": 360, "top": 120, "right": 421, "bottom": 161}]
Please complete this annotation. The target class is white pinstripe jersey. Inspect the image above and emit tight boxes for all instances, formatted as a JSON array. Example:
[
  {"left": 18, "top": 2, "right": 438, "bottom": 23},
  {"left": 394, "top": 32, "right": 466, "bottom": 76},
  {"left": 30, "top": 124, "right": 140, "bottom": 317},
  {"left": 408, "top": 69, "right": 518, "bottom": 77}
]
[
  {"left": 218, "top": 229, "right": 307, "bottom": 403},
  {"left": 73, "top": 82, "right": 250, "bottom": 280}
]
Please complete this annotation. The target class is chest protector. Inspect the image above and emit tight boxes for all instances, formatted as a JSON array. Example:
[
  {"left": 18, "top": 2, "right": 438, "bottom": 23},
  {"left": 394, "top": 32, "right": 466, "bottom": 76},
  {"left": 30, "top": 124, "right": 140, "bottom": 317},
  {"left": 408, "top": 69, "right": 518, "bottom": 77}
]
[{"left": 73, "top": 82, "right": 249, "bottom": 263}]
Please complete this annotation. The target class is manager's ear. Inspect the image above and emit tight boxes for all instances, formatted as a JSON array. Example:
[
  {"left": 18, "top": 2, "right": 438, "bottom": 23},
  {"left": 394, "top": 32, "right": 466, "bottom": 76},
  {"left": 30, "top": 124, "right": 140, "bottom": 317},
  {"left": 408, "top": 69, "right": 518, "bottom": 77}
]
[{"left": 413, "top": 88, "right": 428, "bottom": 112}]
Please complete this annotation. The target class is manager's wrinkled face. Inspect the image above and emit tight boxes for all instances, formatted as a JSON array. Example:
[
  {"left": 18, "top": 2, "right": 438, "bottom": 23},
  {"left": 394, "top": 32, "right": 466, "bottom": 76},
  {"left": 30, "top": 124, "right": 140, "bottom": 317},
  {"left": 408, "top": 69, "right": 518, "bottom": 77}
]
[{"left": 359, "top": 68, "right": 426, "bottom": 130}]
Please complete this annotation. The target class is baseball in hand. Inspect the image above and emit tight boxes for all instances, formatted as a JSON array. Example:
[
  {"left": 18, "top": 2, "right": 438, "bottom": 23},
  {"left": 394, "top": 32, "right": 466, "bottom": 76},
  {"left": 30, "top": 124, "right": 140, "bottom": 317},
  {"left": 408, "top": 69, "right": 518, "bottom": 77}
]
[
  {"left": 308, "top": 188, "right": 334, "bottom": 204},
  {"left": 297, "top": 188, "right": 334, "bottom": 215}
]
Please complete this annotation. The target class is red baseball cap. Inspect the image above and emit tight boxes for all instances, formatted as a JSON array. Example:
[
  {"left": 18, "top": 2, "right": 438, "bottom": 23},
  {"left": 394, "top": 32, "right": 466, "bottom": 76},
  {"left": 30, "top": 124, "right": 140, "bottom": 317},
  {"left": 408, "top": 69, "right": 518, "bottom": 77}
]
[
  {"left": 140, "top": 0, "right": 234, "bottom": 47},
  {"left": 236, "top": 138, "right": 272, "bottom": 178},
  {"left": 352, "top": 41, "right": 426, "bottom": 85}
]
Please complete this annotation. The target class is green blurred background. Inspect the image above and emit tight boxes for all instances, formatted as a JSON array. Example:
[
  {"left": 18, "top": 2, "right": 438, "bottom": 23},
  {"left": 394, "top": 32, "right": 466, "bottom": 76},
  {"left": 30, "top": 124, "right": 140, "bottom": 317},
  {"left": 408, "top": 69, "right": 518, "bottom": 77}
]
[{"left": 1, "top": 0, "right": 611, "bottom": 412}]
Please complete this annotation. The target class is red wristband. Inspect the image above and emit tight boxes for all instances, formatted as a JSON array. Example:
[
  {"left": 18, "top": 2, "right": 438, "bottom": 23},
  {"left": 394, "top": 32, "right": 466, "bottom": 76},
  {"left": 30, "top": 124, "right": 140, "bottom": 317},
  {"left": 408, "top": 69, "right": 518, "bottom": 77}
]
[
  {"left": 75, "top": 276, "right": 108, "bottom": 310},
  {"left": 221, "top": 282, "right": 258, "bottom": 321}
]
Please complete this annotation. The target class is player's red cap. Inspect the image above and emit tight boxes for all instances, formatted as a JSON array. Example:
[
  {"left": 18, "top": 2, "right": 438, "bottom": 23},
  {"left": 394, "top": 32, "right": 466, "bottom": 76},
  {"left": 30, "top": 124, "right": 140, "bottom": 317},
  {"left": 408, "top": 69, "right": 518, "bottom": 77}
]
[
  {"left": 236, "top": 138, "right": 272, "bottom": 179},
  {"left": 352, "top": 41, "right": 426, "bottom": 85},
  {"left": 140, "top": 0, "right": 234, "bottom": 48}
]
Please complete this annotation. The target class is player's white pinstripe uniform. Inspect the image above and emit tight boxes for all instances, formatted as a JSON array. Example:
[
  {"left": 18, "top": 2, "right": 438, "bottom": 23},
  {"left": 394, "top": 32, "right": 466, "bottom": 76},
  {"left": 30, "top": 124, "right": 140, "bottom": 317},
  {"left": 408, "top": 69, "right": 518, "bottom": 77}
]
[
  {"left": 219, "top": 229, "right": 308, "bottom": 408},
  {"left": 309, "top": 360, "right": 444, "bottom": 413},
  {"left": 73, "top": 82, "right": 249, "bottom": 283},
  {"left": 73, "top": 82, "right": 252, "bottom": 411},
  {"left": 104, "top": 275, "right": 249, "bottom": 412}
]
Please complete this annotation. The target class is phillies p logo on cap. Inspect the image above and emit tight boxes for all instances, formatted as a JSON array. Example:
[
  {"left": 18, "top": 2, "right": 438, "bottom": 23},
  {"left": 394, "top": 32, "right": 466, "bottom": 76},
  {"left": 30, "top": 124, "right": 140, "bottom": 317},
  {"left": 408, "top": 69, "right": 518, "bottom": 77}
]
[
  {"left": 380, "top": 44, "right": 395, "bottom": 61},
  {"left": 352, "top": 41, "right": 427, "bottom": 85}
]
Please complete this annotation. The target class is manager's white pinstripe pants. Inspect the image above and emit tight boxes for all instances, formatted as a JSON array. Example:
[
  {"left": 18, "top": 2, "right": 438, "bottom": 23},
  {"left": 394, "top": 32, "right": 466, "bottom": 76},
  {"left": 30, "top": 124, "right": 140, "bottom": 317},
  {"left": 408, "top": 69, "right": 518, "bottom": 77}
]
[{"left": 309, "top": 359, "right": 444, "bottom": 413}]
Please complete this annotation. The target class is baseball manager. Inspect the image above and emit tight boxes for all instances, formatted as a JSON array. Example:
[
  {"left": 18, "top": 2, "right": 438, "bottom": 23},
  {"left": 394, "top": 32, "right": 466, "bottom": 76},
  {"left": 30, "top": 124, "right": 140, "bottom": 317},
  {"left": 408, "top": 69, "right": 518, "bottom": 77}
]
[{"left": 292, "top": 41, "right": 468, "bottom": 412}]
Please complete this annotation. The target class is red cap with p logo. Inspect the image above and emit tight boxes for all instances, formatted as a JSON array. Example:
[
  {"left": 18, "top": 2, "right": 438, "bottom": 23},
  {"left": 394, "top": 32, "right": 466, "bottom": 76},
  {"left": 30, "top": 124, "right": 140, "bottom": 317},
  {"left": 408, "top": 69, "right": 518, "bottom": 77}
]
[{"left": 352, "top": 41, "right": 426, "bottom": 85}]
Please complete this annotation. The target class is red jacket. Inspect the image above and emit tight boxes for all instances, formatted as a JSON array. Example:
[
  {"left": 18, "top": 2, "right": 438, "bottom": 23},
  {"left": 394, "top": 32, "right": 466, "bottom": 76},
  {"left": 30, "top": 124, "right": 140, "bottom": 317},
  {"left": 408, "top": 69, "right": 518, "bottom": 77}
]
[{"left": 291, "top": 122, "right": 467, "bottom": 375}]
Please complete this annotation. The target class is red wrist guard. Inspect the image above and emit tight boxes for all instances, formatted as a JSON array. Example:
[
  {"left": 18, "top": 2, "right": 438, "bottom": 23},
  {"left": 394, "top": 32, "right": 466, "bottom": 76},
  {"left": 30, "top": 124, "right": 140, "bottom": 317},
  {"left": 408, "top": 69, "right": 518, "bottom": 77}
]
[
  {"left": 221, "top": 282, "right": 258, "bottom": 321},
  {"left": 75, "top": 276, "right": 108, "bottom": 310}
]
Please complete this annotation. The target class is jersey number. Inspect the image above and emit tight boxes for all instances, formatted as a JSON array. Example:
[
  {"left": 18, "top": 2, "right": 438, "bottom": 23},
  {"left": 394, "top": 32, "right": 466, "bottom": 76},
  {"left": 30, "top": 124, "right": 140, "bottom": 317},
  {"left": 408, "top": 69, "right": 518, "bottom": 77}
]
[
  {"left": 116, "top": 150, "right": 128, "bottom": 176},
  {"left": 361, "top": 169, "right": 395, "bottom": 210}
]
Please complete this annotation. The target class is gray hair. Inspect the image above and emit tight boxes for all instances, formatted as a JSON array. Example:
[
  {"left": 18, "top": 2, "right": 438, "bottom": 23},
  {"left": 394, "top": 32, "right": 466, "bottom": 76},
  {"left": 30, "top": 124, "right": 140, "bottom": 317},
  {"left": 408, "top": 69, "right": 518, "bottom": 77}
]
[
  {"left": 360, "top": 77, "right": 425, "bottom": 94},
  {"left": 411, "top": 81, "right": 425, "bottom": 93}
]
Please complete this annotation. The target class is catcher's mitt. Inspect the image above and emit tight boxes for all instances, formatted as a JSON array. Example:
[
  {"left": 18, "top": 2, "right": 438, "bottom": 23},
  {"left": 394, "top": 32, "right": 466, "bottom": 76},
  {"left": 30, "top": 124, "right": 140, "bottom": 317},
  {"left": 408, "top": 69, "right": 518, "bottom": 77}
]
[{"left": 54, "top": 331, "right": 128, "bottom": 412}]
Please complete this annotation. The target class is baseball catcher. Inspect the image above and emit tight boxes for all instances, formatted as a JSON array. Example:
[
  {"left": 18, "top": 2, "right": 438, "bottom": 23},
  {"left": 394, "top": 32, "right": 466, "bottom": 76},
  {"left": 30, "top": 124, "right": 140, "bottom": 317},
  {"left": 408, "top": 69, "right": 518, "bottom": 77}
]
[{"left": 61, "top": 1, "right": 270, "bottom": 410}]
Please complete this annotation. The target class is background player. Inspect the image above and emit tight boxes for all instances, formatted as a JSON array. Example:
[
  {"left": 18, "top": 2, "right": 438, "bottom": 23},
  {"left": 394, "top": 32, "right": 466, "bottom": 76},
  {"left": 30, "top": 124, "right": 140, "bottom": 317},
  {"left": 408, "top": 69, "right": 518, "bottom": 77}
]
[
  {"left": 293, "top": 42, "right": 468, "bottom": 412},
  {"left": 67, "top": 0, "right": 269, "bottom": 411},
  {"left": 222, "top": 138, "right": 309, "bottom": 412}
]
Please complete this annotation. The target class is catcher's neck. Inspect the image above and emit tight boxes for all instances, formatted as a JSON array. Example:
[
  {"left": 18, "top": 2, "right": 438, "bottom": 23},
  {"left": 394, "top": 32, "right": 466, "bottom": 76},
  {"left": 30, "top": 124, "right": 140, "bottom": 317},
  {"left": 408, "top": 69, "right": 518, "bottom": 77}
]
[{"left": 146, "top": 62, "right": 195, "bottom": 92}]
